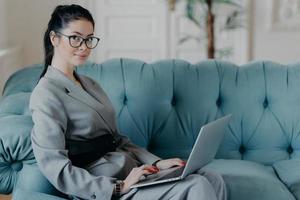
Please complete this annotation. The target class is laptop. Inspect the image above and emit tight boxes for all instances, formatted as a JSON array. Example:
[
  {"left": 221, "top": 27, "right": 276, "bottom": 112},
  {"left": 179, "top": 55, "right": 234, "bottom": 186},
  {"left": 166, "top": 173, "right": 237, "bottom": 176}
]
[{"left": 130, "top": 114, "right": 232, "bottom": 189}]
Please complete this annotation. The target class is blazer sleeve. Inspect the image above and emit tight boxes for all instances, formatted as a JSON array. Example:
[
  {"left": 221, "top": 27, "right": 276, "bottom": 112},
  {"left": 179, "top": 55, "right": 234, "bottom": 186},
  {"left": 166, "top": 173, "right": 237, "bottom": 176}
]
[{"left": 29, "top": 84, "right": 115, "bottom": 200}]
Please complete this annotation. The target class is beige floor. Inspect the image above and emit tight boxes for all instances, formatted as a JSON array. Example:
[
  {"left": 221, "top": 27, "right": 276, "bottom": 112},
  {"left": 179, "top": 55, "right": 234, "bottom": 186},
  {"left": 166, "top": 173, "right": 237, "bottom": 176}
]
[{"left": 0, "top": 194, "right": 12, "bottom": 200}]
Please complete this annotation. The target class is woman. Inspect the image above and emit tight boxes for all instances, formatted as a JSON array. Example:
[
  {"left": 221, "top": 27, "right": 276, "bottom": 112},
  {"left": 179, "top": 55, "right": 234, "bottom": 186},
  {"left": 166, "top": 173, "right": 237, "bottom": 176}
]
[{"left": 30, "top": 4, "right": 227, "bottom": 200}]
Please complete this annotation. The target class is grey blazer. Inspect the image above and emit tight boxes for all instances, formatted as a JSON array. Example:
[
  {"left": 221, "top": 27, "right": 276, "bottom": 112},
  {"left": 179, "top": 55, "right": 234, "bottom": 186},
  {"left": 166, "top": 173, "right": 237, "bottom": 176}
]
[{"left": 29, "top": 66, "right": 161, "bottom": 200}]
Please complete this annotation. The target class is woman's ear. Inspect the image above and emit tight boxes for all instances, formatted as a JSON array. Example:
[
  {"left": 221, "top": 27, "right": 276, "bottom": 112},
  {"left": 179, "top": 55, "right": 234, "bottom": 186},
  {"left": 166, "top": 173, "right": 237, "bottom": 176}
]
[{"left": 50, "top": 31, "right": 59, "bottom": 47}]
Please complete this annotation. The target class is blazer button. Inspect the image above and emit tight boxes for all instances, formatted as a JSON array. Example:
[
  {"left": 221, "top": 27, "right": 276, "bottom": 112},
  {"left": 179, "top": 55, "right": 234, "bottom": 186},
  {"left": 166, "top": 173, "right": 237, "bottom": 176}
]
[{"left": 91, "top": 194, "right": 96, "bottom": 199}]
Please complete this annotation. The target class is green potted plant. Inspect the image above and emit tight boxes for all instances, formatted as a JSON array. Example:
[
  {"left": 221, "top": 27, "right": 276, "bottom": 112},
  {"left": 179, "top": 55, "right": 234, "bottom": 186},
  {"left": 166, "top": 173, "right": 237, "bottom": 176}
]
[{"left": 169, "top": 0, "right": 246, "bottom": 59}]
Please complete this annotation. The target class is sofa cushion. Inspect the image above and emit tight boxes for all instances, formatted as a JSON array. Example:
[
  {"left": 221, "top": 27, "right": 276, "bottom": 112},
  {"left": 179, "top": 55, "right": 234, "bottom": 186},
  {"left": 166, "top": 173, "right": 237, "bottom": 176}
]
[
  {"left": 74, "top": 59, "right": 300, "bottom": 165},
  {"left": 273, "top": 159, "right": 300, "bottom": 199},
  {"left": 203, "top": 159, "right": 296, "bottom": 200}
]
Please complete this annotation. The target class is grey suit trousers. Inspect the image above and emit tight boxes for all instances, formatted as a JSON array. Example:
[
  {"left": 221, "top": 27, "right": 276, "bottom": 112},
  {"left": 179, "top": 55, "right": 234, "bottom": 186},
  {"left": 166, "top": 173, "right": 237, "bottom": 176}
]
[
  {"left": 83, "top": 161, "right": 226, "bottom": 200},
  {"left": 119, "top": 170, "right": 226, "bottom": 200}
]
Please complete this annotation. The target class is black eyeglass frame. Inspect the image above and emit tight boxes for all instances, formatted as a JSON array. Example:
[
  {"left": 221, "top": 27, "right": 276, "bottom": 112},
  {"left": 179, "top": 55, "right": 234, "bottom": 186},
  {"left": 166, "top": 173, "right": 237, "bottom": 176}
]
[{"left": 55, "top": 31, "right": 100, "bottom": 49}]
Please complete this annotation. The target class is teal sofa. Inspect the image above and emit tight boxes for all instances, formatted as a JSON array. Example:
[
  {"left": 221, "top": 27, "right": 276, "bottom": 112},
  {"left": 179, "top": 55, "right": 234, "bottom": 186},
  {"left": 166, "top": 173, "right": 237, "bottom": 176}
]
[{"left": 1, "top": 58, "right": 300, "bottom": 200}]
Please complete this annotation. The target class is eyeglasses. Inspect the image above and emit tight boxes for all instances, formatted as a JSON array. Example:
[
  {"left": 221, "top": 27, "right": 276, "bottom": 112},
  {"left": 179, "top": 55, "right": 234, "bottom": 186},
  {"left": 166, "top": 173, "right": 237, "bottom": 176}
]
[{"left": 55, "top": 31, "right": 100, "bottom": 49}]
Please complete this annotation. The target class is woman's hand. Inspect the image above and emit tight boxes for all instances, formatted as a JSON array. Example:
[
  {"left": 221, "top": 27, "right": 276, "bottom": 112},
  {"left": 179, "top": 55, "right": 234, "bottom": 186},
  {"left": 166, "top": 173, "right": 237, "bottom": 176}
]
[
  {"left": 155, "top": 158, "right": 186, "bottom": 170},
  {"left": 121, "top": 165, "right": 159, "bottom": 194}
]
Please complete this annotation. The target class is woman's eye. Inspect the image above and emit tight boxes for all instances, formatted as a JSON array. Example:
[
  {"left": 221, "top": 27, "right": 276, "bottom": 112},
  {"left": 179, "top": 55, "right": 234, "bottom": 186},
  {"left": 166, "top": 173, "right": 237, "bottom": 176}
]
[{"left": 71, "top": 36, "right": 82, "bottom": 42}]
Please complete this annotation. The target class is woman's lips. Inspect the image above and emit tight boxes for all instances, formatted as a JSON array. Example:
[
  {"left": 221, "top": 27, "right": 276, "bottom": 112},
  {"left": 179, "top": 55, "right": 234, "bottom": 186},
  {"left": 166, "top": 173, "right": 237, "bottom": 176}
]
[{"left": 75, "top": 54, "right": 88, "bottom": 59}]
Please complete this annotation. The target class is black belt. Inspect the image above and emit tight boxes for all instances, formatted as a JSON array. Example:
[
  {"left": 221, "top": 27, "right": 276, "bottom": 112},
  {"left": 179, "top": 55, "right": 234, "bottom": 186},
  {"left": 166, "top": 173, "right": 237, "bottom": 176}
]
[{"left": 66, "top": 134, "right": 117, "bottom": 167}]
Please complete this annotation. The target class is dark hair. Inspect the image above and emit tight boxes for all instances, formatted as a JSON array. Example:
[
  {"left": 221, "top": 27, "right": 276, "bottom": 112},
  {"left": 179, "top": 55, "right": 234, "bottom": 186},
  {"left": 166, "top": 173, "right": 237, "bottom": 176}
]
[{"left": 39, "top": 4, "right": 95, "bottom": 79}]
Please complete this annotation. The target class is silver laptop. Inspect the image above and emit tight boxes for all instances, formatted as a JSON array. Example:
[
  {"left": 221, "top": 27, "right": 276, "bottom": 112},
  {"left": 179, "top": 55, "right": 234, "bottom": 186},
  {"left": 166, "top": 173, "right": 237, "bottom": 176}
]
[{"left": 130, "top": 114, "right": 232, "bottom": 189}]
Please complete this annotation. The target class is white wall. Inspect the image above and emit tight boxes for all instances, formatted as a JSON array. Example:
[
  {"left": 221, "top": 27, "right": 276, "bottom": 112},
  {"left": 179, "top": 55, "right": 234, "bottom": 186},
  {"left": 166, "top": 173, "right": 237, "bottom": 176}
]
[
  {"left": 0, "top": 0, "right": 8, "bottom": 48},
  {"left": 0, "top": 0, "right": 22, "bottom": 95},
  {"left": 252, "top": 0, "right": 300, "bottom": 64},
  {"left": 94, "top": 0, "right": 168, "bottom": 63}
]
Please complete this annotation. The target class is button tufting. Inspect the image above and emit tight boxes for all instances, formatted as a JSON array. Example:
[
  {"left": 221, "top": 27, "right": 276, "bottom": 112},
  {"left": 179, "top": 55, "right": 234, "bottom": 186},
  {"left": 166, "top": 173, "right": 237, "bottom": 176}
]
[
  {"left": 239, "top": 145, "right": 245, "bottom": 154},
  {"left": 123, "top": 96, "right": 127, "bottom": 105},
  {"left": 287, "top": 145, "right": 293, "bottom": 154},
  {"left": 10, "top": 161, "right": 23, "bottom": 172},
  {"left": 171, "top": 97, "right": 176, "bottom": 106},
  {"left": 216, "top": 97, "right": 222, "bottom": 107},
  {"left": 263, "top": 98, "right": 268, "bottom": 108},
  {"left": 91, "top": 194, "right": 96, "bottom": 199}
]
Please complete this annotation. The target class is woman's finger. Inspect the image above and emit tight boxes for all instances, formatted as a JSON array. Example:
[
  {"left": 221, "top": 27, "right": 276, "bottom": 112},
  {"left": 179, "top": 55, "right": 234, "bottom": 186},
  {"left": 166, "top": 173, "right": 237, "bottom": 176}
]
[
  {"left": 138, "top": 164, "right": 146, "bottom": 170},
  {"left": 135, "top": 165, "right": 158, "bottom": 177}
]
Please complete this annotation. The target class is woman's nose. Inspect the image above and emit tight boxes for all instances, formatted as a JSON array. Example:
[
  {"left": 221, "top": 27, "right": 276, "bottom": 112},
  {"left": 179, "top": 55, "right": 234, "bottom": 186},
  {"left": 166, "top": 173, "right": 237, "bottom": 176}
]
[{"left": 78, "top": 41, "right": 88, "bottom": 51}]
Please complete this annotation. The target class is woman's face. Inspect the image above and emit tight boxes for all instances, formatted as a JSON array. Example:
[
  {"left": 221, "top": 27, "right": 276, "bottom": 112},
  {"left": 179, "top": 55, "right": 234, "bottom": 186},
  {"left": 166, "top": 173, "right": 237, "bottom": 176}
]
[{"left": 52, "top": 19, "right": 94, "bottom": 67}]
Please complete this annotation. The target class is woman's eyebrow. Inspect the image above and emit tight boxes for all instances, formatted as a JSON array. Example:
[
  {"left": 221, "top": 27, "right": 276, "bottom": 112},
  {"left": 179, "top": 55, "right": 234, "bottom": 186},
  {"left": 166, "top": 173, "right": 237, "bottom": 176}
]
[{"left": 71, "top": 31, "right": 94, "bottom": 36}]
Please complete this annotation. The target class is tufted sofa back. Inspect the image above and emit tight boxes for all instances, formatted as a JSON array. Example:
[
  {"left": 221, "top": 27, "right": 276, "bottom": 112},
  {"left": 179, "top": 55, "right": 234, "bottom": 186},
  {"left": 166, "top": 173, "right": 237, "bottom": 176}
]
[{"left": 1, "top": 58, "right": 300, "bottom": 194}]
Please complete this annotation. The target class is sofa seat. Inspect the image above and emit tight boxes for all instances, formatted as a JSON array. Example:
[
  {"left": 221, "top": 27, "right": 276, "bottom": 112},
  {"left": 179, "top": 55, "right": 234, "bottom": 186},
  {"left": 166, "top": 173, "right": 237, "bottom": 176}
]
[
  {"left": 273, "top": 159, "right": 300, "bottom": 199},
  {"left": 204, "top": 159, "right": 296, "bottom": 200}
]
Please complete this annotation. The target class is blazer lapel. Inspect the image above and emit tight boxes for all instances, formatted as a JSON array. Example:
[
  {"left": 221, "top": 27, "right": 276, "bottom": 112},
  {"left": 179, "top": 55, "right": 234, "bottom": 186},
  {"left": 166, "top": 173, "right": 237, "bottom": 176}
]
[
  {"left": 44, "top": 66, "right": 116, "bottom": 132},
  {"left": 75, "top": 73, "right": 108, "bottom": 105},
  {"left": 75, "top": 74, "right": 117, "bottom": 132}
]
